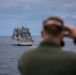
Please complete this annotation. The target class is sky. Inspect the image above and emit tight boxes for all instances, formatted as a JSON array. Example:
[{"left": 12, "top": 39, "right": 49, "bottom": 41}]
[{"left": 0, "top": 0, "right": 76, "bottom": 36}]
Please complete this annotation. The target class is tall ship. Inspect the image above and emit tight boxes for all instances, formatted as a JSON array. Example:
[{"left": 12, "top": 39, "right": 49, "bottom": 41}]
[{"left": 12, "top": 25, "right": 34, "bottom": 46}]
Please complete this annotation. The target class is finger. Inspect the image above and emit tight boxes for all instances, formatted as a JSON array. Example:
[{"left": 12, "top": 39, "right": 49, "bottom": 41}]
[{"left": 64, "top": 25, "right": 75, "bottom": 31}]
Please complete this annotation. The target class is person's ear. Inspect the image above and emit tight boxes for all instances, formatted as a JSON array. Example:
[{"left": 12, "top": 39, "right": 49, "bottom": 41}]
[
  {"left": 60, "top": 31, "right": 65, "bottom": 47},
  {"left": 61, "top": 31, "right": 65, "bottom": 39},
  {"left": 41, "top": 30, "right": 44, "bottom": 38}
]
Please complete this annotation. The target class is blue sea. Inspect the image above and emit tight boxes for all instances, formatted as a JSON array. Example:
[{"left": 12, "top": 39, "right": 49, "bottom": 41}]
[{"left": 0, "top": 36, "right": 76, "bottom": 75}]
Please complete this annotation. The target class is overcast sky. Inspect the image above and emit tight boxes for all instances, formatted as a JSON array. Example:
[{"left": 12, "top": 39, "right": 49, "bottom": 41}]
[{"left": 0, "top": 0, "right": 76, "bottom": 36}]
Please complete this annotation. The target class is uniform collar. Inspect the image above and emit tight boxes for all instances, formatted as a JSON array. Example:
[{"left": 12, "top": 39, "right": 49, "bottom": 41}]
[{"left": 39, "top": 39, "right": 61, "bottom": 48}]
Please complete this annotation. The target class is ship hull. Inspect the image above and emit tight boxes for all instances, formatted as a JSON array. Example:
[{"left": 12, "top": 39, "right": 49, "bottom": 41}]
[{"left": 12, "top": 40, "right": 33, "bottom": 46}]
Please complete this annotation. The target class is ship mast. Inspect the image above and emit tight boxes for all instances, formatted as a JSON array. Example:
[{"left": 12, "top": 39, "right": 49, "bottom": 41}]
[
  {"left": 21, "top": 22, "right": 23, "bottom": 27},
  {"left": 17, "top": 23, "right": 18, "bottom": 29},
  {"left": 25, "top": 22, "right": 26, "bottom": 28}
]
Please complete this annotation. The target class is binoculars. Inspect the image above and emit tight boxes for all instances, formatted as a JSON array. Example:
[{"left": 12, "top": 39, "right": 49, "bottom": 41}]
[{"left": 61, "top": 28, "right": 76, "bottom": 46}]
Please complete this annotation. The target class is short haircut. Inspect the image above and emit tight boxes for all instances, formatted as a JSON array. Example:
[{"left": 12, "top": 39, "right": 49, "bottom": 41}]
[{"left": 43, "top": 17, "right": 64, "bottom": 37}]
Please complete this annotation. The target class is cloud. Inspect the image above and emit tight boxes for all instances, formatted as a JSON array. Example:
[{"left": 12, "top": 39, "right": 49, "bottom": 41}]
[
  {"left": 57, "top": 12, "right": 76, "bottom": 19},
  {"left": 0, "top": 1, "right": 19, "bottom": 8},
  {"left": 0, "top": 0, "right": 76, "bottom": 35},
  {"left": 63, "top": 4, "right": 72, "bottom": 7},
  {"left": 58, "top": 13, "right": 70, "bottom": 18},
  {"left": 63, "top": 3, "right": 76, "bottom": 7},
  {"left": 24, "top": 5, "right": 32, "bottom": 11},
  {"left": 62, "top": 0, "right": 76, "bottom": 7},
  {"left": 0, "top": 0, "right": 76, "bottom": 9},
  {"left": 0, "top": 0, "right": 41, "bottom": 8}
]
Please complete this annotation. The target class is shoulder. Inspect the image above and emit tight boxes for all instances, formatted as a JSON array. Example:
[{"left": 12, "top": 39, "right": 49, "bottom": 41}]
[
  {"left": 62, "top": 51, "right": 76, "bottom": 71},
  {"left": 19, "top": 47, "right": 39, "bottom": 62},
  {"left": 18, "top": 48, "right": 38, "bottom": 68},
  {"left": 60, "top": 50, "right": 76, "bottom": 60}
]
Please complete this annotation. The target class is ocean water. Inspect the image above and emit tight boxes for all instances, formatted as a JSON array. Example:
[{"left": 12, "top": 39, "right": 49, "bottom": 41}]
[{"left": 0, "top": 36, "right": 76, "bottom": 75}]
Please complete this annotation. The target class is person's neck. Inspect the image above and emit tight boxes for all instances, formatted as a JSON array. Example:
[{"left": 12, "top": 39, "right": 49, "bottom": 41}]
[{"left": 44, "top": 37, "right": 61, "bottom": 46}]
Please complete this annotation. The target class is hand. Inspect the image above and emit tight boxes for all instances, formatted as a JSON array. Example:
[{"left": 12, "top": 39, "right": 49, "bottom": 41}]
[{"left": 64, "top": 25, "right": 76, "bottom": 38}]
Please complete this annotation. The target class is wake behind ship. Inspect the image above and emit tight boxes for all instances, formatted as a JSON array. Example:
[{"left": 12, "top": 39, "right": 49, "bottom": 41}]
[{"left": 12, "top": 26, "right": 34, "bottom": 46}]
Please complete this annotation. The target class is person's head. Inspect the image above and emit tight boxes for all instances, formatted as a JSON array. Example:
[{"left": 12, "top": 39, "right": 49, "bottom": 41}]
[{"left": 41, "top": 17, "right": 64, "bottom": 45}]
